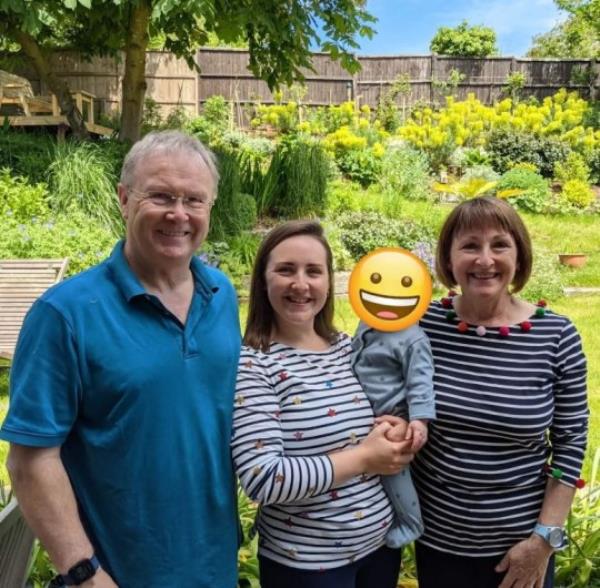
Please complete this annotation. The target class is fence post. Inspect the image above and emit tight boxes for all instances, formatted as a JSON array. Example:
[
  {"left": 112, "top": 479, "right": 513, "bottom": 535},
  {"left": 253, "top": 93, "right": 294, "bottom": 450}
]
[{"left": 430, "top": 53, "right": 437, "bottom": 105}]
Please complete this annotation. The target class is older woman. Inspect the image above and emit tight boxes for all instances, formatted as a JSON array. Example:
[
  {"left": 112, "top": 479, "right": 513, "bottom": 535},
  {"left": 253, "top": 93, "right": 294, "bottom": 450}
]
[
  {"left": 231, "top": 220, "right": 412, "bottom": 588},
  {"left": 412, "top": 196, "right": 588, "bottom": 588}
]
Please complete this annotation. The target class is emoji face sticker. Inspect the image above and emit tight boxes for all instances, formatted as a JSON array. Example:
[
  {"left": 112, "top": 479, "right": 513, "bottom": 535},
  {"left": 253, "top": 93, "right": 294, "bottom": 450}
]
[{"left": 348, "top": 248, "right": 432, "bottom": 331}]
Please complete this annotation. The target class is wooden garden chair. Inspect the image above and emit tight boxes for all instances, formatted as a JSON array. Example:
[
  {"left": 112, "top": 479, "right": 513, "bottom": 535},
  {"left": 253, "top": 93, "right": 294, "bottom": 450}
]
[
  {"left": 0, "top": 497, "right": 35, "bottom": 588},
  {"left": 0, "top": 258, "right": 69, "bottom": 361}
]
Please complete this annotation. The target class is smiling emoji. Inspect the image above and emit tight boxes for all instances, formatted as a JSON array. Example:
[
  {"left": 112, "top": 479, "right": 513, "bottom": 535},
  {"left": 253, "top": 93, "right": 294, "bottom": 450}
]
[{"left": 348, "top": 248, "right": 432, "bottom": 331}]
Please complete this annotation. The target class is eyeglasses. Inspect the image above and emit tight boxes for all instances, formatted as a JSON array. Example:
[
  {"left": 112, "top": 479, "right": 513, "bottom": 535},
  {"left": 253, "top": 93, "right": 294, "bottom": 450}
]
[{"left": 129, "top": 189, "right": 213, "bottom": 212}]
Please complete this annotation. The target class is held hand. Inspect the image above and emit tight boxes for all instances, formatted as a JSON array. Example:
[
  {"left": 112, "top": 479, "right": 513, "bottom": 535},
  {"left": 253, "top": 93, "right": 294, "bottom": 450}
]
[
  {"left": 80, "top": 568, "right": 119, "bottom": 588},
  {"left": 407, "top": 420, "right": 428, "bottom": 452},
  {"left": 357, "top": 422, "right": 413, "bottom": 476},
  {"left": 496, "top": 535, "right": 553, "bottom": 588}
]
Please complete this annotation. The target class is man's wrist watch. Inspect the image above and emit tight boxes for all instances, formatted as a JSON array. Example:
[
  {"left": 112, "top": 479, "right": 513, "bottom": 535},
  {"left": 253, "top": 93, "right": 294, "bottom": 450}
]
[
  {"left": 49, "top": 555, "right": 100, "bottom": 587},
  {"left": 533, "top": 523, "right": 567, "bottom": 550}
]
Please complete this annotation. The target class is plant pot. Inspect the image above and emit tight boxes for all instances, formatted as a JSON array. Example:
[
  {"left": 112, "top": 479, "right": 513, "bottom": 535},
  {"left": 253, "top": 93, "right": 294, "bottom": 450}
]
[{"left": 558, "top": 254, "right": 587, "bottom": 268}]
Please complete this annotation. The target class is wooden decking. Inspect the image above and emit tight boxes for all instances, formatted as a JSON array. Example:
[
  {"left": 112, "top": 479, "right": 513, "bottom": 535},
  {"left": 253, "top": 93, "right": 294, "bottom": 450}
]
[{"left": 1, "top": 82, "right": 113, "bottom": 137}]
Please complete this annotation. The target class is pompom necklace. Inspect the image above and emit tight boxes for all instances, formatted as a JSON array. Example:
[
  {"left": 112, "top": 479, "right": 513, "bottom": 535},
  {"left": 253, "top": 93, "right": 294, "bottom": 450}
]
[{"left": 440, "top": 291, "right": 547, "bottom": 337}]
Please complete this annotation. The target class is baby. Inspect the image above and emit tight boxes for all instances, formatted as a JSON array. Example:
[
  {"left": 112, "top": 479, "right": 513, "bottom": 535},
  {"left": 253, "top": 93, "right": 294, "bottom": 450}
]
[{"left": 351, "top": 321, "right": 435, "bottom": 547}]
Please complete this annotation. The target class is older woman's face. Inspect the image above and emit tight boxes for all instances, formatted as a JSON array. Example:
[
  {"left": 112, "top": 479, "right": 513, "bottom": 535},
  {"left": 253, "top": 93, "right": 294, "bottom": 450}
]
[
  {"left": 265, "top": 235, "right": 330, "bottom": 334},
  {"left": 449, "top": 226, "right": 518, "bottom": 299}
]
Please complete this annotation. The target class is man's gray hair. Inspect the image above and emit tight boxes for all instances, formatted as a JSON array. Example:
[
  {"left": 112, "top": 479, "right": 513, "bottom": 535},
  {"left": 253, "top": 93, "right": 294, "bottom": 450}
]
[{"left": 120, "top": 130, "right": 220, "bottom": 200}]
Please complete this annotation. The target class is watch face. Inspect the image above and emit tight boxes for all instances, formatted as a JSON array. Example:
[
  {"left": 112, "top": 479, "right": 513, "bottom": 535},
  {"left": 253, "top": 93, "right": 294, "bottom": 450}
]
[
  {"left": 548, "top": 528, "right": 563, "bottom": 547},
  {"left": 70, "top": 560, "right": 95, "bottom": 583}
]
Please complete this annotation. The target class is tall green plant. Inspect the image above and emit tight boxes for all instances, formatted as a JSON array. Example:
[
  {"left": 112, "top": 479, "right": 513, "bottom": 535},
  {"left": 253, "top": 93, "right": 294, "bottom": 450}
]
[
  {"left": 47, "top": 141, "right": 124, "bottom": 237},
  {"left": 259, "top": 137, "right": 329, "bottom": 218}
]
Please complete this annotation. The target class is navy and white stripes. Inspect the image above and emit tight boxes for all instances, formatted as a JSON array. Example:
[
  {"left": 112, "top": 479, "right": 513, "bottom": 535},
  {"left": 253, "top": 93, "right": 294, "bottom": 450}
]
[
  {"left": 232, "top": 336, "right": 394, "bottom": 569},
  {"left": 413, "top": 301, "right": 588, "bottom": 557}
]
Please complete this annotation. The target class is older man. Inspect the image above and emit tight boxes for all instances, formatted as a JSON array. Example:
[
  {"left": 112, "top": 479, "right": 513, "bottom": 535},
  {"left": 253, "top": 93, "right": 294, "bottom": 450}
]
[{"left": 0, "top": 131, "right": 241, "bottom": 587}]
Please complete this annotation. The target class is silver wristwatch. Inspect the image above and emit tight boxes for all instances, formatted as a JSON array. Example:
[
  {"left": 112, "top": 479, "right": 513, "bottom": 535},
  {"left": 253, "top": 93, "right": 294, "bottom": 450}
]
[{"left": 533, "top": 523, "right": 567, "bottom": 550}]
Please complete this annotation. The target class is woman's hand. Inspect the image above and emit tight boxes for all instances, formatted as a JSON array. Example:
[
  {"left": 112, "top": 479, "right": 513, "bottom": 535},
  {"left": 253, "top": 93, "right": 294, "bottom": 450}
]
[
  {"left": 356, "top": 422, "right": 413, "bottom": 476},
  {"left": 495, "top": 535, "right": 553, "bottom": 588}
]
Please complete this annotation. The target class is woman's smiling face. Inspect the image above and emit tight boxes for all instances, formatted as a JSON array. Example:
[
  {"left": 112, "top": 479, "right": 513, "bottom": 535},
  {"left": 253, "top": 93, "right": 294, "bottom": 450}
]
[
  {"left": 449, "top": 226, "right": 518, "bottom": 300},
  {"left": 265, "top": 235, "right": 330, "bottom": 335}
]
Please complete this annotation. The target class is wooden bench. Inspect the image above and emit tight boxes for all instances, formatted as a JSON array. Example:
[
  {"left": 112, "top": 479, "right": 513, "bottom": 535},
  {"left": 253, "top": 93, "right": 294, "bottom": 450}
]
[
  {"left": 0, "top": 259, "right": 69, "bottom": 361},
  {"left": 0, "top": 497, "right": 35, "bottom": 588}
]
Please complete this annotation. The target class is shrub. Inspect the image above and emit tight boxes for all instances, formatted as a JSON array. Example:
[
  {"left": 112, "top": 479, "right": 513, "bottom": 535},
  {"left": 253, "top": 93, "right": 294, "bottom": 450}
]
[
  {"left": 496, "top": 168, "right": 551, "bottom": 213},
  {"left": 379, "top": 145, "right": 431, "bottom": 201},
  {"left": 0, "top": 169, "right": 50, "bottom": 220},
  {"left": 209, "top": 148, "right": 242, "bottom": 241},
  {"left": 47, "top": 141, "right": 124, "bottom": 237},
  {"left": 561, "top": 179, "right": 595, "bottom": 209},
  {"left": 585, "top": 147, "right": 600, "bottom": 184},
  {"left": 336, "top": 148, "right": 382, "bottom": 187},
  {"left": 325, "top": 179, "right": 366, "bottom": 216},
  {"left": 0, "top": 130, "right": 55, "bottom": 183},
  {"left": 259, "top": 136, "right": 329, "bottom": 218},
  {"left": 488, "top": 130, "right": 571, "bottom": 178},
  {"left": 554, "top": 152, "right": 590, "bottom": 183},
  {"left": 0, "top": 211, "right": 115, "bottom": 276},
  {"left": 237, "top": 193, "right": 258, "bottom": 231},
  {"left": 188, "top": 96, "right": 231, "bottom": 144},
  {"left": 337, "top": 211, "right": 435, "bottom": 260}
]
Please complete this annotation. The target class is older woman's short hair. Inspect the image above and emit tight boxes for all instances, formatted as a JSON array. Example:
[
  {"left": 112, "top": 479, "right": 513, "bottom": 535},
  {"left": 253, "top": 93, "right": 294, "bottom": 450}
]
[
  {"left": 120, "top": 130, "right": 219, "bottom": 200},
  {"left": 244, "top": 220, "right": 337, "bottom": 352},
  {"left": 436, "top": 196, "right": 533, "bottom": 293}
]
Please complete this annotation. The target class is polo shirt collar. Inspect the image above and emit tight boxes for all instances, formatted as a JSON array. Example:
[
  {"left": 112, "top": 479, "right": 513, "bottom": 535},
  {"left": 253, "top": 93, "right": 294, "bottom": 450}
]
[{"left": 107, "top": 240, "right": 220, "bottom": 303}]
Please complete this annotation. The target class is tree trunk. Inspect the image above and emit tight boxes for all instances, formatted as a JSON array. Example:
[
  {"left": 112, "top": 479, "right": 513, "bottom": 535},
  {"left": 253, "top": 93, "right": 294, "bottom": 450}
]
[
  {"left": 118, "top": 0, "right": 151, "bottom": 143},
  {"left": 13, "top": 30, "right": 89, "bottom": 140}
]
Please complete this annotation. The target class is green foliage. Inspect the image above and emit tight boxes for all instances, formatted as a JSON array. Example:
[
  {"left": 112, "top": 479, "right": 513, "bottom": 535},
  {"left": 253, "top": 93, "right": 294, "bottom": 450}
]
[
  {"left": 555, "top": 151, "right": 591, "bottom": 182},
  {"left": 497, "top": 167, "right": 551, "bottom": 213},
  {"left": 430, "top": 20, "right": 498, "bottom": 57},
  {"left": 237, "top": 193, "right": 258, "bottom": 232},
  {"left": 376, "top": 74, "right": 411, "bottom": 131},
  {"left": 337, "top": 211, "right": 435, "bottom": 260},
  {"left": 47, "top": 141, "right": 124, "bottom": 237},
  {"left": 209, "top": 148, "right": 242, "bottom": 241},
  {"left": 0, "top": 169, "right": 49, "bottom": 220},
  {"left": 379, "top": 145, "right": 432, "bottom": 201},
  {"left": 0, "top": 211, "right": 114, "bottom": 276},
  {"left": 0, "top": 130, "right": 55, "bottom": 184},
  {"left": 562, "top": 179, "right": 595, "bottom": 208},
  {"left": 555, "top": 448, "right": 600, "bottom": 588},
  {"left": 238, "top": 138, "right": 274, "bottom": 200},
  {"left": 503, "top": 71, "right": 526, "bottom": 102},
  {"left": 188, "top": 96, "right": 232, "bottom": 144},
  {"left": 259, "top": 136, "right": 329, "bottom": 218},
  {"left": 27, "top": 541, "right": 55, "bottom": 587},
  {"left": 585, "top": 147, "right": 600, "bottom": 183},
  {"left": 488, "top": 129, "right": 572, "bottom": 178},
  {"left": 336, "top": 148, "right": 382, "bottom": 187}
]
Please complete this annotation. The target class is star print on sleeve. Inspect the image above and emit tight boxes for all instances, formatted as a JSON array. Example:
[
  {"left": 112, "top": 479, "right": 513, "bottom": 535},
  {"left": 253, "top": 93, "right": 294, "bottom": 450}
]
[
  {"left": 327, "top": 408, "right": 337, "bottom": 417},
  {"left": 275, "top": 473, "right": 285, "bottom": 483},
  {"left": 244, "top": 359, "right": 253, "bottom": 369},
  {"left": 254, "top": 439, "right": 264, "bottom": 450},
  {"left": 294, "top": 431, "right": 304, "bottom": 440},
  {"left": 278, "top": 371, "right": 289, "bottom": 381},
  {"left": 235, "top": 394, "right": 244, "bottom": 405},
  {"left": 292, "top": 396, "right": 302, "bottom": 405}
]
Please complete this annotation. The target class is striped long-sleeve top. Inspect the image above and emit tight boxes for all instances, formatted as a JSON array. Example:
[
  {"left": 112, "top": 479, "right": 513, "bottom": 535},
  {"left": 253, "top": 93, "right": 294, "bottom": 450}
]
[
  {"left": 232, "top": 335, "right": 394, "bottom": 569},
  {"left": 412, "top": 301, "right": 588, "bottom": 557}
]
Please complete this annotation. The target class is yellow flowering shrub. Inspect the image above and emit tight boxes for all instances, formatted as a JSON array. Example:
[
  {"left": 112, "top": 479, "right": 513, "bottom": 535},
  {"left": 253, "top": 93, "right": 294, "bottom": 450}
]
[{"left": 398, "top": 89, "right": 600, "bottom": 169}]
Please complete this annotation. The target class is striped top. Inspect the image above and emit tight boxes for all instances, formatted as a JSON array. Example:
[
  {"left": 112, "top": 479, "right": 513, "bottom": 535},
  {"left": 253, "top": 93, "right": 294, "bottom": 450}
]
[
  {"left": 232, "top": 335, "right": 394, "bottom": 569},
  {"left": 413, "top": 301, "right": 588, "bottom": 557}
]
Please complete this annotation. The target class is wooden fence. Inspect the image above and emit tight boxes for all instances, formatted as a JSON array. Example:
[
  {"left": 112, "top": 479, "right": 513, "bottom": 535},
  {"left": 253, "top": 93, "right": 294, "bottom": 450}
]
[{"left": 5, "top": 48, "right": 600, "bottom": 123}]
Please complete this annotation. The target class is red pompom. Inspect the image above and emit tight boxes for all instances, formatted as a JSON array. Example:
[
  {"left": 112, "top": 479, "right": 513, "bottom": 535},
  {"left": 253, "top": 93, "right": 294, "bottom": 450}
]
[
  {"left": 457, "top": 321, "right": 469, "bottom": 332},
  {"left": 441, "top": 297, "right": 453, "bottom": 308},
  {"left": 537, "top": 299, "right": 547, "bottom": 307},
  {"left": 499, "top": 326, "right": 510, "bottom": 337},
  {"left": 448, "top": 290, "right": 458, "bottom": 297},
  {"left": 575, "top": 478, "right": 586, "bottom": 489},
  {"left": 520, "top": 320, "right": 532, "bottom": 332}
]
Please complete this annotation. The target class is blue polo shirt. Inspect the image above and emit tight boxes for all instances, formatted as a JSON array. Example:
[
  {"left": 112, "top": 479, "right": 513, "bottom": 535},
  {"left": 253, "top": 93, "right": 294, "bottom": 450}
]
[{"left": 1, "top": 242, "right": 241, "bottom": 588}]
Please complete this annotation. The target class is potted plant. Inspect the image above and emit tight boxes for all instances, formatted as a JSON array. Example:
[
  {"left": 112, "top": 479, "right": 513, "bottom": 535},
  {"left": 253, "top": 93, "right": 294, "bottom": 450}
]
[{"left": 558, "top": 253, "right": 587, "bottom": 268}]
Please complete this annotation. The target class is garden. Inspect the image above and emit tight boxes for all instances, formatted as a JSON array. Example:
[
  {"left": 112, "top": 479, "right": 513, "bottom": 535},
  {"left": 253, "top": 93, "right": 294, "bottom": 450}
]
[{"left": 1, "top": 84, "right": 600, "bottom": 586}]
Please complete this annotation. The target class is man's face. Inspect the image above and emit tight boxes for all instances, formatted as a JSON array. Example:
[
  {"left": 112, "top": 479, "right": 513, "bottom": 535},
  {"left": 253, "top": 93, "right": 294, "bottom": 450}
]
[{"left": 118, "top": 150, "right": 215, "bottom": 269}]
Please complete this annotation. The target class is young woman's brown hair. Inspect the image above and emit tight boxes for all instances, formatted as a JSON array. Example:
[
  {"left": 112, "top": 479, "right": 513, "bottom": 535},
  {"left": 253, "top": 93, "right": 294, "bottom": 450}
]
[
  {"left": 244, "top": 220, "right": 337, "bottom": 351},
  {"left": 436, "top": 196, "right": 533, "bottom": 293}
]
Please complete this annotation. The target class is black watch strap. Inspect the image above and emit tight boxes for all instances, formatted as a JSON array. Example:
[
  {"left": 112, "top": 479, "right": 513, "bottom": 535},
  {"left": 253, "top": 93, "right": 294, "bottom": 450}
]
[{"left": 50, "top": 555, "right": 100, "bottom": 587}]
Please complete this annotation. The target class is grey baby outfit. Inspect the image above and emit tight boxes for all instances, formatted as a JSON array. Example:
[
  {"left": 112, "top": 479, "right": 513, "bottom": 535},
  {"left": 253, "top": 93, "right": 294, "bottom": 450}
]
[{"left": 351, "top": 322, "right": 435, "bottom": 547}]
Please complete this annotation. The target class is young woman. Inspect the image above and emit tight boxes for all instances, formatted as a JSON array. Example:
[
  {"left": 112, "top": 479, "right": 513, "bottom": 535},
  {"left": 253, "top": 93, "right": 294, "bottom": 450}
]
[{"left": 232, "top": 220, "right": 412, "bottom": 588}]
